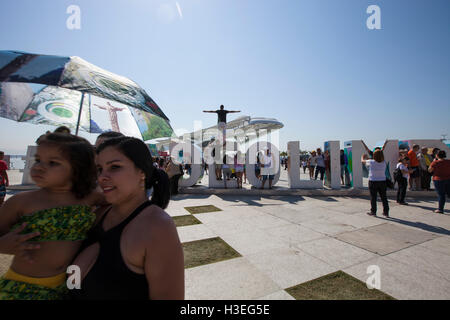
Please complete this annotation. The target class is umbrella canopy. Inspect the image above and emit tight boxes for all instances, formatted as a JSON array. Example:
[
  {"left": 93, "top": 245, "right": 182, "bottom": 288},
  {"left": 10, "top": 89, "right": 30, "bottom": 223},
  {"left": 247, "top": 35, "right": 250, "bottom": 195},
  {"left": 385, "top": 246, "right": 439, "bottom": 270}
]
[{"left": 0, "top": 50, "right": 173, "bottom": 140}]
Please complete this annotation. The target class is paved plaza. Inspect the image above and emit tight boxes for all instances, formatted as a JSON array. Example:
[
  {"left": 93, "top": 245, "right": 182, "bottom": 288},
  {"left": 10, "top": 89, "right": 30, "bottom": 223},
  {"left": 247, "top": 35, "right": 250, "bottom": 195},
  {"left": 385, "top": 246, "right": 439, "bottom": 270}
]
[{"left": 1, "top": 169, "right": 449, "bottom": 300}]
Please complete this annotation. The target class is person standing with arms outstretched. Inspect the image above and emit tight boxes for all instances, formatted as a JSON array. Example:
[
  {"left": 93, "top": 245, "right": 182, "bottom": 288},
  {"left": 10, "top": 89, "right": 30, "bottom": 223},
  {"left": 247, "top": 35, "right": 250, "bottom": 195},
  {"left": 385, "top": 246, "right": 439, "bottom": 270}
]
[
  {"left": 203, "top": 105, "right": 240, "bottom": 144},
  {"left": 203, "top": 105, "right": 241, "bottom": 125}
]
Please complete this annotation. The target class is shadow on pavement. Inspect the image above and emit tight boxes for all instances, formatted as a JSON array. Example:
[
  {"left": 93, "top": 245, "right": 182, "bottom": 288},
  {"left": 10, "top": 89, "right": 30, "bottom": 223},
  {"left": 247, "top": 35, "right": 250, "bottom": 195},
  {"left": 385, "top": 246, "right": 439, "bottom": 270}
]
[{"left": 379, "top": 216, "right": 450, "bottom": 236}]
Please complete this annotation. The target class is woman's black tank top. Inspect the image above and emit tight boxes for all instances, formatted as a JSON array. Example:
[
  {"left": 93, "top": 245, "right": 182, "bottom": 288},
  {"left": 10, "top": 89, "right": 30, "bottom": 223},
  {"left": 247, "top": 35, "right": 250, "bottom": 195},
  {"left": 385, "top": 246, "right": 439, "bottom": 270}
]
[{"left": 70, "top": 201, "right": 152, "bottom": 300}]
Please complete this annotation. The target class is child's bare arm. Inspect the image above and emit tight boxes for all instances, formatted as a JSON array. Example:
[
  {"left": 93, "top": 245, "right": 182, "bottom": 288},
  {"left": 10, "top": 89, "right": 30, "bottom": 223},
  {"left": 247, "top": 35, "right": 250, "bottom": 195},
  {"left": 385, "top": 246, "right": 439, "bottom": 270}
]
[
  {"left": 0, "top": 193, "right": 41, "bottom": 258},
  {"left": 0, "top": 194, "right": 22, "bottom": 235}
]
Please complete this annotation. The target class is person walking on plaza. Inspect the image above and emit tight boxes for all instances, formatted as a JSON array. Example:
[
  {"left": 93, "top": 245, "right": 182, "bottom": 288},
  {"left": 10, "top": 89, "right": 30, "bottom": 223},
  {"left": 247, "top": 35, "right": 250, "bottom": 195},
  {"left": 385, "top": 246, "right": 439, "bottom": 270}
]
[
  {"left": 418, "top": 147, "right": 433, "bottom": 191},
  {"left": 428, "top": 150, "right": 450, "bottom": 213},
  {"left": 0, "top": 151, "right": 9, "bottom": 206},
  {"left": 234, "top": 152, "right": 244, "bottom": 189},
  {"left": 324, "top": 150, "right": 331, "bottom": 187},
  {"left": 314, "top": 148, "right": 326, "bottom": 181},
  {"left": 260, "top": 148, "right": 275, "bottom": 189},
  {"left": 222, "top": 154, "right": 232, "bottom": 188},
  {"left": 396, "top": 156, "right": 412, "bottom": 205},
  {"left": 165, "top": 158, "right": 183, "bottom": 196},
  {"left": 408, "top": 144, "right": 421, "bottom": 191},
  {"left": 362, "top": 149, "right": 389, "bottom": 217},
  {"left": 308, "top": 151, "right": 317, "bottom": 180},
  {"left": 340, "top": 149, "right": 351, "bottom": 186}
]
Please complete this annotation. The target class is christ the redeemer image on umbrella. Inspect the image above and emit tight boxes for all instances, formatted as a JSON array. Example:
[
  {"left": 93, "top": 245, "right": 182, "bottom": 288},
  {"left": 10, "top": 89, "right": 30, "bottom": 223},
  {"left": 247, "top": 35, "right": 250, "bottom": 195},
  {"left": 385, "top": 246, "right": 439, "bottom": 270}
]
[{"left": 94, "top": 102, "right": 125, "bottom": 132}]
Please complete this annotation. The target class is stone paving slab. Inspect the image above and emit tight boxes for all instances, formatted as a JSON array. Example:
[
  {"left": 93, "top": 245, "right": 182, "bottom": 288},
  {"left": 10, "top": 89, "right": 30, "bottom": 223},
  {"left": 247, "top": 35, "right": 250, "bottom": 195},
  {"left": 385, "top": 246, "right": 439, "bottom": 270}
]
[
  {"left": 295, "top": 237, "right": 377, "bottom": 269},
  {"left": 385, "top": 242, "right": 450, "bottom": 282},
  {"left": 261, "top": 206, "right": 338, "bottom": 224},
  {"left": 263, "top": 224, "right": 326, "bottom": 245},
  {"left": 299, "top": 217, "right": 358, "bottom": 236},
  {"left": 326, "top": 212, "right": 387, "bottom": 229},
  {"left": 176, "top": 224, "right": 217, "bottom": 243},
  {"left": 343, "top": 255, "right": 450, "bottom": 300},
  {"left": 245, "top": 247, "right": 338, "bottom": 289},
  {"left": 218, "top": 228, "right": 289, "bottom": 256},
  {"left": 417, "top": 236, "right": 450, "bottom": 256},
  {"left": 335, "top": 223, "right": 440, "bottom": 255},
  {"left": 185, "top": 257, "right": 281, "bottom": 300}
]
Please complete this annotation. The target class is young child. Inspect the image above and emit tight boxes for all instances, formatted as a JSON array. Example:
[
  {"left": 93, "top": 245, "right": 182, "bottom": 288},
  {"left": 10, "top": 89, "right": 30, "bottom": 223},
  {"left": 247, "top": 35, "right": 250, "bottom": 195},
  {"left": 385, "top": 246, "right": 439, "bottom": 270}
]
[{"left": 0, "top": 133, "right": 99, "bottom": 300}]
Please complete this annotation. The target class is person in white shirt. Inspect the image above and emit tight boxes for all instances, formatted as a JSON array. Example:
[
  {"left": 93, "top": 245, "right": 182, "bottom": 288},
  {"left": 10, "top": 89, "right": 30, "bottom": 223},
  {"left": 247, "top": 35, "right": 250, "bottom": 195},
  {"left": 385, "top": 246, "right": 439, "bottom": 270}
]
[
  {"left": 309, "top": 151, "right": 317, "bottom": 180},
  {"left": 260, "top": 149, "right": 275, "bottom": 189},
  {"left": 302, "top": 160, "right": 307, "bottom": 174},
  {"left": 361, "top": 149, "right": 389, "bottom": 217},
  {"left": 314, "top": 148, "right": 326, "bottom": 181}
]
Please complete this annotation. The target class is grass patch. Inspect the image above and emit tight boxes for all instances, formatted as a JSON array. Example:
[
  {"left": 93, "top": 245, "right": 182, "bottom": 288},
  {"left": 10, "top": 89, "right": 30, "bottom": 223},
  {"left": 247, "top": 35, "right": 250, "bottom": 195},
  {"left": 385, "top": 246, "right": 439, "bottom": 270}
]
[
  {"left": 183, "top": 237, "right": 241, "bottom": 269},
  {"left": 285, "top": 271, "right": 395, "bottom": 300},
  {"left": 172, "top": 215, "right": 202, "bottom": 227},
  {"left": 184, "top": 205, "right": 222, "bottom": 214}
]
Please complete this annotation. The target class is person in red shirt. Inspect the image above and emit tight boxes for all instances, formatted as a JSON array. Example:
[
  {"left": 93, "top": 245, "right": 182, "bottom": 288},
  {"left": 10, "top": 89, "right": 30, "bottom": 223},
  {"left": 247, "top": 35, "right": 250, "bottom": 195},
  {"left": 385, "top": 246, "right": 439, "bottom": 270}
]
[
  {"left": 0, "top": 151, "right": 9, "bottom": 206},
  {"left": 407, "top": 145, "right": 421, "bottom": 191},
  {"left": 428, "top": 150, "right": 450, "bottom": 213}
]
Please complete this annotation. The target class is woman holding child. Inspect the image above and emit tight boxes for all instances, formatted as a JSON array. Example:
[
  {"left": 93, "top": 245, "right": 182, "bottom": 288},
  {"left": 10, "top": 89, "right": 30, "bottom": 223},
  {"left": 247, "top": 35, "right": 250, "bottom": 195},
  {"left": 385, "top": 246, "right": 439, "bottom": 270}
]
[{"left": 0, "top": 133, "right": 184, "bottom": 300}]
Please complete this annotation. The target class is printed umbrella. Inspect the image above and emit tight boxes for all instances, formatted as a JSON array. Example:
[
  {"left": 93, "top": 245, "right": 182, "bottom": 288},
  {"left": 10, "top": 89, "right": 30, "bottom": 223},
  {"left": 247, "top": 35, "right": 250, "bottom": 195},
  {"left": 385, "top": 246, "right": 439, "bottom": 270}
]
[{"left": 0, "top": 50, "right": 174, "bottom": 140}]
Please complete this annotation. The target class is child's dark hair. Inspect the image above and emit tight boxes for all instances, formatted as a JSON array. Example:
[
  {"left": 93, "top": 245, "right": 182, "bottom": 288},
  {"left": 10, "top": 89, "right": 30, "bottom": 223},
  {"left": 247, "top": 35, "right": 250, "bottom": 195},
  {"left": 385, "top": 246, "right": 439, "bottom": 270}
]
[
  {"left": 54, "top": 126, "right": 71, "bottom": 134},
  {"left": 36, "top": 132, "right": 97, "bottom": 199},
  {"left": 96, "top": 136, "right": 170, "bottom": 209}
]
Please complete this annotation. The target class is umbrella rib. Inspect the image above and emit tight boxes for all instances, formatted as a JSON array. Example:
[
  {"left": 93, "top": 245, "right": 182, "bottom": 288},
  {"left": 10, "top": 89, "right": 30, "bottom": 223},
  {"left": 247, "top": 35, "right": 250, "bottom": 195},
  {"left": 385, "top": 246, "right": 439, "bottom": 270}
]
[{"left": 0, "top": 54, "right": 39, "bottom": 82}]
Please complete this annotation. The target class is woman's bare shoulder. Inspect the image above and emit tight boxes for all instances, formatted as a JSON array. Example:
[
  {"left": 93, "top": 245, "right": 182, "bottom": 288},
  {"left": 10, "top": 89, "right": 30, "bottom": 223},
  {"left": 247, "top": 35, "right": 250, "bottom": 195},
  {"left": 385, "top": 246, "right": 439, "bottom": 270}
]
[
  {"left": 132, "top": 205, "right": 177, "bottom": 241},
  {"left": 141, "top": 205, "right": 174, "bottom": 226}
]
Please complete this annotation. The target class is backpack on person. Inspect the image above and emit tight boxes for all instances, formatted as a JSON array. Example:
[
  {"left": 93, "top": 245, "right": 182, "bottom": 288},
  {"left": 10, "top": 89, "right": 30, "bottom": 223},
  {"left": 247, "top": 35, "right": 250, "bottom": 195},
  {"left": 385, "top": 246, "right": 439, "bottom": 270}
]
[{"left": 393, "top": 168, "right": 403, "bottom": 182}]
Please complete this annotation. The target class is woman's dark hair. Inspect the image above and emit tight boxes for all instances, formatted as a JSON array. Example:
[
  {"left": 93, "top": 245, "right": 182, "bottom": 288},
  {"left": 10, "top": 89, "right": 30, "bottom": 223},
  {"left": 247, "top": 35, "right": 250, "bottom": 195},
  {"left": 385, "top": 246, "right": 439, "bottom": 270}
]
[
  {"left": 97, "top": 131, "right": 125, "bottom": 140},
  {"left": 373, "top": 149, "right": 384, "bottom": 163},
  {"left": 96, "top": 137, "right": 170, "bottom": 209},
  {"left": 36, "top": 132, "right": 97, "bottom": 199},
  {"left": 437, "top": 150, "right": 446, "bottom": 159}
]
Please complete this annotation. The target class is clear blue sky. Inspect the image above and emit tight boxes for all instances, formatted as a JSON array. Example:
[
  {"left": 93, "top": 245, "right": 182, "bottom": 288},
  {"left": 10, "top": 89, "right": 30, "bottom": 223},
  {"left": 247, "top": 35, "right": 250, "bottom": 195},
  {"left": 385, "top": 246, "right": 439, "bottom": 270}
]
[{"left": 1, "top": 0, "right": 449, "bottom": 154}]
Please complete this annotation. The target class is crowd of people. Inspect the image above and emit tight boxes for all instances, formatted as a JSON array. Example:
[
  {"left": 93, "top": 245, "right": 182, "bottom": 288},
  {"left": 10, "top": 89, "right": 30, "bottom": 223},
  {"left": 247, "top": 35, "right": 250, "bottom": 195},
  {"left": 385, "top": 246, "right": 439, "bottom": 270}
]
[
  {"left": 295, "top": 143, "right": 450, "bottom": 215},
  {"left": 294, "top": 148, "right": 349, "bottom": 186},
  {"left": 362, "top": 142, "right": 450, "bottom": 216}
]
